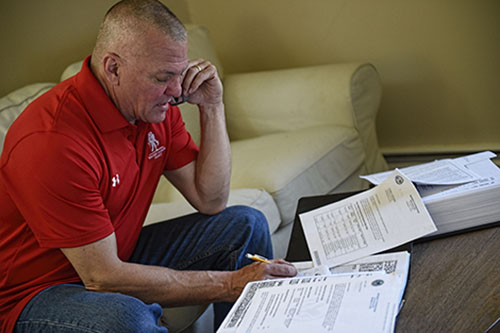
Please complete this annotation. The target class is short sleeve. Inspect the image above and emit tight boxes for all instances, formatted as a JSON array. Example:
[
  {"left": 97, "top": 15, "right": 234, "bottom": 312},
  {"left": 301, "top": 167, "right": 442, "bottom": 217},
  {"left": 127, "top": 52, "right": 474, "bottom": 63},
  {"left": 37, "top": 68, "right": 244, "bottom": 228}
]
[
  {"left": 1, "top": 132, "right": 114, "bottom": 248},
  {"left": 164, "top": 105, "right": 199, "bottom": 170}
]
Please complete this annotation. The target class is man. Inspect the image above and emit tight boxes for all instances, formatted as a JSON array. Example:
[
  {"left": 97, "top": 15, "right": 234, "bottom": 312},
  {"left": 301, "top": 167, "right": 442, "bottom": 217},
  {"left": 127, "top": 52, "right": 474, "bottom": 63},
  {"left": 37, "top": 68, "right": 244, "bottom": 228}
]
[{"left": 0, "top": 0, "right": 296, "bottom": 331}]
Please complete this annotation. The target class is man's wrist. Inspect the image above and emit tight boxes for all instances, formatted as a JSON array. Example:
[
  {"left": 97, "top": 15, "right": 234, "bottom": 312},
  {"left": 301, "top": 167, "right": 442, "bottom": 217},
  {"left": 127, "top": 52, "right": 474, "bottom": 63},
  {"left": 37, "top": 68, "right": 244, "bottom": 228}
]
[
  {"left": 199, "top": 101, "right": 224, "bottom": 112},
  {"left": 198, "top": 102, "right": 225, "bottom": 122},
  {"left": 208, "top": 270, "right": 237, "bottom": 303}
]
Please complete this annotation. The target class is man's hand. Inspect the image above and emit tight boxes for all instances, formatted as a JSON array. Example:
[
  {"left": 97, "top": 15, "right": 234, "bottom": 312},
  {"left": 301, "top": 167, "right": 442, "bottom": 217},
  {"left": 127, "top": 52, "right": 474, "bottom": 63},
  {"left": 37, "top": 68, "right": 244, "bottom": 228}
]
[
  {"left": 226, "top": 260, "right": 298, "bottom": 302},
  {"left": 181, "top": 59, "right": 223, "bottom": 107}
]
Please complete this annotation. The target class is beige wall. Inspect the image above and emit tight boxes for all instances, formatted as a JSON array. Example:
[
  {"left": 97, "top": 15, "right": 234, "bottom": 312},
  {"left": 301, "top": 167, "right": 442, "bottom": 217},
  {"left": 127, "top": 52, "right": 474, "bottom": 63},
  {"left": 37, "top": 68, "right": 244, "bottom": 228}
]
[
  {"left": 0, "top": 0, "right": 189, "bottom": 96},
  {"left": 1, "top": 1, "right": 115, "bottom": 94},
  {"left": 186, "top": 0, "right": 500, "bottom": 154},
  {"left": 1, "top": 0, "right": 499, "bottom": 154}
]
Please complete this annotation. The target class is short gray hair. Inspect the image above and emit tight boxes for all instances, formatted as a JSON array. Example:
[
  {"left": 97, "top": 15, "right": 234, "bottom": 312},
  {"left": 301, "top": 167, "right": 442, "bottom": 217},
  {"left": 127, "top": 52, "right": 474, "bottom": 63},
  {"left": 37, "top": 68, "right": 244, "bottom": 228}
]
[{"left": 92, "top": 0, "right": 186, "bottom": 63}]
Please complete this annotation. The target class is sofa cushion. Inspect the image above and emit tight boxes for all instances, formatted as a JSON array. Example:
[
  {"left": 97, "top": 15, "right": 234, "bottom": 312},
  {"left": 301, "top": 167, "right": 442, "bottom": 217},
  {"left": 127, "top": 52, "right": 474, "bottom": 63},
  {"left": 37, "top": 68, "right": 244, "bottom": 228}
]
[
  {"left": 184, "top": 24, "right": 224, "bottom": 80},
  {"left": 0, "top": 83, "right": 55, "bottom": 152},
  {"left": 60, "top": 61, "right": 83, "bottom": 82},
  {"left": 145, "top": 188, "right": 282, "bottom": 234},
  {"left": 230, "top": 125, "right": 366, "bottom": 226}
]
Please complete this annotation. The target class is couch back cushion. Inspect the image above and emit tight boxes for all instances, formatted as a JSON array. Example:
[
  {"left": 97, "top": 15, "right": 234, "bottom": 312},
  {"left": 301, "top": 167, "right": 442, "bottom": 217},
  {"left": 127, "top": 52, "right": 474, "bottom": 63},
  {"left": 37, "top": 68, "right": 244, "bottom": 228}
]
[{"left": 0, "top": 83, "right": 55, "bottom": 153}]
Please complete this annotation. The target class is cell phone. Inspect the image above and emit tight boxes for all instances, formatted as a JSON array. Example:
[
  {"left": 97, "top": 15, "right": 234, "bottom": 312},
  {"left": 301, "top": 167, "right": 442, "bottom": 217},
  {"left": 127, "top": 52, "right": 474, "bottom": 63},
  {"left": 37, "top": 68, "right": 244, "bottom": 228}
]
[{"left": 170, "top": 95, "right": 189, "bottom": 106}]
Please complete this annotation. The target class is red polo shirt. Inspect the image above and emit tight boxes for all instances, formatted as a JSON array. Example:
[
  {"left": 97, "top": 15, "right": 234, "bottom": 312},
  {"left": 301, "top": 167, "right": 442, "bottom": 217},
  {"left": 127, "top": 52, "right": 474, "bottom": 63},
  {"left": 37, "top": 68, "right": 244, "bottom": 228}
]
[{"left": 0, "top": 56, "right": 199, "bottom": 332}]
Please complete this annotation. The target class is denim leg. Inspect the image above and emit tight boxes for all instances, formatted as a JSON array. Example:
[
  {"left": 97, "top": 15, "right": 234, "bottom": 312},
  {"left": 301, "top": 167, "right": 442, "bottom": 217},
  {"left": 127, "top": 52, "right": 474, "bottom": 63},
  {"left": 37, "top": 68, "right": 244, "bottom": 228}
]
[
  {"left": 129, "top": 205, "right": 273, "bottom": 330},
  {"left": 15, "top": 206, "right": 272, "bottom": 332},
  {"left": 15, "top": 284, "right": 168, "bottom": 333}
]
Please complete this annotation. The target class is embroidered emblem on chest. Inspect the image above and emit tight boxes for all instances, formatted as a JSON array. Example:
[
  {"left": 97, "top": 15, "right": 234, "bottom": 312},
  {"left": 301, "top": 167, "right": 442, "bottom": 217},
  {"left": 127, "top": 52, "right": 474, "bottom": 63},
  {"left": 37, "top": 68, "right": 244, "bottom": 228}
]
[
  {"left": 147, "top": 131, "right": 166, "bottom": 160},
  {"left": 112, "top": 173, "right": 120, "bottom": 187}
]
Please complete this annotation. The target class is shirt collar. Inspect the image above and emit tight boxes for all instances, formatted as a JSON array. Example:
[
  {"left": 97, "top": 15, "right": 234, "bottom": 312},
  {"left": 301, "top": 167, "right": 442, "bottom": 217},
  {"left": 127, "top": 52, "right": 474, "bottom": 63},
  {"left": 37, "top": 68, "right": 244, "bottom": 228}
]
[{"left": 74, "top": 56, "right": 133, "bottom": 133}]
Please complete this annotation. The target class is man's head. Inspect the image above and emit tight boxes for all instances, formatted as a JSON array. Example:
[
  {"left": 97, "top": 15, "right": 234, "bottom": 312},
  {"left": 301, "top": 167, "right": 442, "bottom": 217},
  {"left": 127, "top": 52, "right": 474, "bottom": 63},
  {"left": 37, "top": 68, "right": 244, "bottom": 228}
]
[{"left": 91, "top": 0, "right": 189, "bottom": 124}]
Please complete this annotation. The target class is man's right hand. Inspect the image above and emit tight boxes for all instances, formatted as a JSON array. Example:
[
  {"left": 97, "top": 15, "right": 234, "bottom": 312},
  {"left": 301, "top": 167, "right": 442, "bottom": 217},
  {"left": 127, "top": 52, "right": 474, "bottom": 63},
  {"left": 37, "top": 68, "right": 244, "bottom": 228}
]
[{"left": 226, "top": 260, "right": 298, "bottom": 302}]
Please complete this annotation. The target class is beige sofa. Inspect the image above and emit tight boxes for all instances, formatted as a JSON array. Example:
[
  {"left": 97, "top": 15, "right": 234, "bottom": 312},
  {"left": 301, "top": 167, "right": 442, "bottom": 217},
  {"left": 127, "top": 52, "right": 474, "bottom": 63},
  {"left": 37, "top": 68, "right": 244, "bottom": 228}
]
[{"left": 0, "top": 24, "right": 387, "bottom": 332}]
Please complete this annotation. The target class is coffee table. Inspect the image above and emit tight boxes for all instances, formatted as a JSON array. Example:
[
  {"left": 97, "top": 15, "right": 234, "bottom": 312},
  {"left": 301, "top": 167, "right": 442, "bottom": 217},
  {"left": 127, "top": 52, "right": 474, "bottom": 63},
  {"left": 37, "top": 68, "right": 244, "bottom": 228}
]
[{"left": 286, "top": 194, "right": 500, "bottom": 332}]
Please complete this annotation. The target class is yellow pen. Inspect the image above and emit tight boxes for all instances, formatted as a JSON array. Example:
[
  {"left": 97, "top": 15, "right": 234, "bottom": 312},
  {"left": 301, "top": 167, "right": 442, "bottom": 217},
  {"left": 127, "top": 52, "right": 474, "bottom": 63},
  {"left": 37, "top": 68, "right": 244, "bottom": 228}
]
[{"left": 245, "top": 253, "right": 271, "bottom": 264}]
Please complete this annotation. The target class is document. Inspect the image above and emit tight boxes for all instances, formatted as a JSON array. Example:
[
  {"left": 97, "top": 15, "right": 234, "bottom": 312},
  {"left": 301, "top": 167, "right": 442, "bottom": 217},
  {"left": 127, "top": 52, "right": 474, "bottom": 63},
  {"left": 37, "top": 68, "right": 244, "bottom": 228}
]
[
  {"left": 328, "top": 251, "right": 411, "bottom": 312},
  {"left": 300, "top": 170, "right": 436, "bottom": 267},
  {"left": 359, "top": 151, "right": 494, "bottom": 186},
  {"left": 218, "top": 271, "right": 407, "bottom": 333},
  {"left": 419, "top": 156, "right": 500, "bottom": 202},
  {"left": 327, "top": 251, "right": 410, "bottom": 277},
  {"left": 362, "top": 151, "right": 500, "bottom": 237},
  {"left": 293, "top": 261, "right": 331, "bottom": 277},
  {"left": 294, "top": 251, "right": 410, "bottom": 278}
]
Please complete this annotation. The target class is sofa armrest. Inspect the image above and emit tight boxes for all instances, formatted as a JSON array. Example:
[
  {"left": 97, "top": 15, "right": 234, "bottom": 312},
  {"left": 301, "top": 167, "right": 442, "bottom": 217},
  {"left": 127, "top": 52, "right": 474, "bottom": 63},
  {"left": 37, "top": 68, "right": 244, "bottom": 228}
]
[{"left": 223, "top": 62, "right": 387, "bottom": 172}]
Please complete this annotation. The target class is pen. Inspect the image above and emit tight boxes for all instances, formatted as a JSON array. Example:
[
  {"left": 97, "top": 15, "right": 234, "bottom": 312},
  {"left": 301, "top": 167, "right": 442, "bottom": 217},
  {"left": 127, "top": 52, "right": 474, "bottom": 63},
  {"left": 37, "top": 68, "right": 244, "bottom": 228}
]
[{"left": 245, "top": 253, "right": 271, "bottom": 264}]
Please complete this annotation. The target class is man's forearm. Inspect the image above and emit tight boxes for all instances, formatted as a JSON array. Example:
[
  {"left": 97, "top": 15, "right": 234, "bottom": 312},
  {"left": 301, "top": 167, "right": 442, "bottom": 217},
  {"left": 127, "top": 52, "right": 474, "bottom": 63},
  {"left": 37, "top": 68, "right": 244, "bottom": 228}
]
[
  {"left": 63, "top": 234, "right": 234, "bottom": 306},
  {"left": 86, "top": 261, "right": 233, "bottom": 307},
  {"left": 63, "top": 233, "right": 297, "bottom": 308},
  {"left": 195, "top": 102, "right": 231, "bottom": 213}
]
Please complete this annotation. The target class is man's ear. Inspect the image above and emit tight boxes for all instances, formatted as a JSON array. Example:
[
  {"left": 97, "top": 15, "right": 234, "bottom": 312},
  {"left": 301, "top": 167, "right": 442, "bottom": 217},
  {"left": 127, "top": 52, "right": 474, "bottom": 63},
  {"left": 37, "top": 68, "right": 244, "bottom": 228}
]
[{"left": 102, "top": 53, "right": 121, "bottom": 86}]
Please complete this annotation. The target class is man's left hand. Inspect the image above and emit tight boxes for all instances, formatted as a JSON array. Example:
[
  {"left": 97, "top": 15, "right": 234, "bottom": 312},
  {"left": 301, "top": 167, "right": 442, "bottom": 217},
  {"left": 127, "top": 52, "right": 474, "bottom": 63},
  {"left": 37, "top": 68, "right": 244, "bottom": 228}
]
[{"left": 181, "top": 59, "right": 223, "bottom": 107}]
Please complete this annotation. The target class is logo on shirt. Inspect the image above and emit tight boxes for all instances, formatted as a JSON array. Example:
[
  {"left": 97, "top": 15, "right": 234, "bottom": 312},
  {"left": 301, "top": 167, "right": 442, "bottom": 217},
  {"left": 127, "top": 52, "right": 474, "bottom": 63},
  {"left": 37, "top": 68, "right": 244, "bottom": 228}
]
[
  {"left": 147, "top": 131, "right": 166, "bottom": 160},
  {"left": 112, "top": 174, "right": 120, "bottom": 187}
]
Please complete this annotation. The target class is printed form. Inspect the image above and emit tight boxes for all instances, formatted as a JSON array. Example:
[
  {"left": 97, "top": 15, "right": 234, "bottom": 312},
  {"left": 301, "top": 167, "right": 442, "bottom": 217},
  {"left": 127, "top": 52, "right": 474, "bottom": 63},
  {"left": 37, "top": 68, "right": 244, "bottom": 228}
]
[
  {"left": 293, "top": 251, "right": 410, "bottom": 278},
  {"left": 418, "top": 152, "right": 500, "bottom": 203},
  {"left": 360, "top": 151, "right": 495, "bottom": 186},
  {"left": 218, "top": 269, "right": 407, "bottom": 333},
  {"left": 300, "top": 170, "right": 436, "bottom": 268}
]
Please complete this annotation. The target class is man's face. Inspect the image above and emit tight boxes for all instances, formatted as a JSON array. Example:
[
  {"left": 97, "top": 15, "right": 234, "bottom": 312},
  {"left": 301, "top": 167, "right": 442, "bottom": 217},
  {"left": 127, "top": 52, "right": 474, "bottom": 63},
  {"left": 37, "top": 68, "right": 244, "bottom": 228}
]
[{"left": 116, "top": 31, "right": 189, "bottom": 124}]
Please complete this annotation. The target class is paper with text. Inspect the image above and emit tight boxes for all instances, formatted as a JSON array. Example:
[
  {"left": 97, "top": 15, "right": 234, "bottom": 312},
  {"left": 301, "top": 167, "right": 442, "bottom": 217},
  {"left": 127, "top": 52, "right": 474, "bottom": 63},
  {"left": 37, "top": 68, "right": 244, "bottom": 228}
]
[
  {"left": 328, "top": 251, "right": 410, "bottom": 277},
  {"left": 293, "top": 262, "right": 331, "bottom": 277},
  {"left": 217, "top": 273, "right": 406, "bottom": 333},
  {"left": 360, "top": 151, "right": 496, "bottom": 186},
  {"left": 294, "top": 251, "right": 410, "bottom": 277},
  {"left": 300, "top": 170, "right": 436, "bottom": 267},
  {"left": 419, "top": 156, "right": 500, "bottom": 203}
]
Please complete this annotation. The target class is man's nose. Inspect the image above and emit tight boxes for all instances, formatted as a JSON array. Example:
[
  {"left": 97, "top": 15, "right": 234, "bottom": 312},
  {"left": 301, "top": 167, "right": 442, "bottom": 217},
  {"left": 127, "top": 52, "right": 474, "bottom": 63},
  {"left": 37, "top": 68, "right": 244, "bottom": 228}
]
[{"left": 165, "top": 76, "right": 183, "bottom": 97}]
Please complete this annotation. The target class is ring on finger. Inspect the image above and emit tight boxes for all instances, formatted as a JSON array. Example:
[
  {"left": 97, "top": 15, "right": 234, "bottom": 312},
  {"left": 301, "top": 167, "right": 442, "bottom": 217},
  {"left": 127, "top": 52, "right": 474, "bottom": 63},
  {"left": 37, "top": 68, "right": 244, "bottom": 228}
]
[{"left": 195, "top": 65, "right": 203, "bottom": 72}]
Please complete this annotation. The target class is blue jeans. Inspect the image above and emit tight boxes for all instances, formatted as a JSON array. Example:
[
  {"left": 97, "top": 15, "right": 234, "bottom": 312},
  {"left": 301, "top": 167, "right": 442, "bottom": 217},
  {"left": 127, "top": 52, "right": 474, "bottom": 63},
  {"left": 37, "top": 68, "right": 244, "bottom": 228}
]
[{"left": 14, "top": 206, "right": 272, "bottom": 332}]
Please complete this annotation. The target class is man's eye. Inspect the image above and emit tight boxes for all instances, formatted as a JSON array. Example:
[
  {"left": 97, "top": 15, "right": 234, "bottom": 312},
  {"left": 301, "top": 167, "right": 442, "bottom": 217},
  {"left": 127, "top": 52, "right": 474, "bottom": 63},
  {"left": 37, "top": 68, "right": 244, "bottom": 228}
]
[{"left": 155, "top": 74, "right": 174, "bottom": 83}]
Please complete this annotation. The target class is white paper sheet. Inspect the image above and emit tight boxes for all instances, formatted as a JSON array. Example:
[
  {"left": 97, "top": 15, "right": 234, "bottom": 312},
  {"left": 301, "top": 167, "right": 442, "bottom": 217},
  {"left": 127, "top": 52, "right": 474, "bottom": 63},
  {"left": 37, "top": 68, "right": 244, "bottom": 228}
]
[
  {"left": 293, "top": 261, "right": 331, "bottom": 277},
  {"left": 294, "top": 251, "right": 410, "bottom": 277},
  {"left": 419, "top": 157, "right": 500, "bottom": 202},
  {"left": 217, "top": 273, "right": 406, "bottom": 333},
  {"left": 300, "top": 170, "right": 436, "bottom": 267},
  {"left": 360, "top": 151, "right": 496, "bottom": 186},
  {"left": 328, "top": 251, "right": 410, "bottom": 277}
]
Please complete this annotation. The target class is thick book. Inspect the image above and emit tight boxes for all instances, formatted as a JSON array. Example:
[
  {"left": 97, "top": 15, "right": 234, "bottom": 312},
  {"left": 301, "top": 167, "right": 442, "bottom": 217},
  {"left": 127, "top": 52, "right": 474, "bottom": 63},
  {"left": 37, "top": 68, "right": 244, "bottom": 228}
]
[{"left": 360, "top": 151, "right": 500, "bottom": 240}]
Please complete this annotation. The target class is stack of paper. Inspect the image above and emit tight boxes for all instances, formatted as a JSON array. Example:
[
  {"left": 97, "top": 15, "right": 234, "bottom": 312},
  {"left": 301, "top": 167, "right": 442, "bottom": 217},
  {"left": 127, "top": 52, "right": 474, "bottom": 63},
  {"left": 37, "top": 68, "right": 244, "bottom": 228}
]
[
  {"left": 361, "top": 151, "right": 500, "bottom": 237},
  {"left": 218, "top": 252, "right": 410, "bottom": 333},
  {"left": 219, "top": 171, "right": 437, "bottom": 332}
]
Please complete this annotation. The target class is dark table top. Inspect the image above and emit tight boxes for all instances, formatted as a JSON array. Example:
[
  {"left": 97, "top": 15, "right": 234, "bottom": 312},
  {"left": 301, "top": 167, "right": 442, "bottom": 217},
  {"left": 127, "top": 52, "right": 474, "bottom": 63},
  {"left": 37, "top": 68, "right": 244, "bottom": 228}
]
[{"left": 395, "top": 226, "right": 500, "bottom": 332}]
